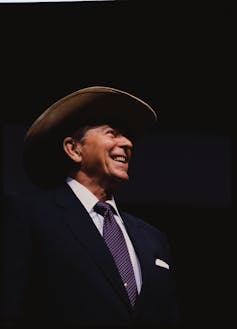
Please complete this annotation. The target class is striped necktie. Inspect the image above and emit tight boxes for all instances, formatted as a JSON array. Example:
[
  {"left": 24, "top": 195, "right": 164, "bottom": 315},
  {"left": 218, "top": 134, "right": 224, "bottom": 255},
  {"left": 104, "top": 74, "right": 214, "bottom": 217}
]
[{"left": 94, "top": 201, "right": 138, "bottom": 307}]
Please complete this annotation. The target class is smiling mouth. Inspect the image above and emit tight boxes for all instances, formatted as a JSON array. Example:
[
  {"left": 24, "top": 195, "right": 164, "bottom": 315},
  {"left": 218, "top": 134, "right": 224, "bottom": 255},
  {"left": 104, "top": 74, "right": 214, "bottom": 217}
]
[{"left": 111, "top": 155, "right": 128, "bottom": 163}]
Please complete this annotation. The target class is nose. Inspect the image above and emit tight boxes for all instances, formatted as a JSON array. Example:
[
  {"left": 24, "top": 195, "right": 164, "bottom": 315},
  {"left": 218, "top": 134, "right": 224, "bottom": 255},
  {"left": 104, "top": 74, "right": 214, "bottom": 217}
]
[{"left": 117, "top": 134, "right": 133, "bottom": 150}]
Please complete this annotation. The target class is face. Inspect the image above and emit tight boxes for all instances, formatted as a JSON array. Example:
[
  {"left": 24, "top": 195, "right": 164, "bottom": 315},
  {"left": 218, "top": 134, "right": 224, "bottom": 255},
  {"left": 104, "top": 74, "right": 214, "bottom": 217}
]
[{"left": 75, "top": 125, "right": 133, "bottom": 187}]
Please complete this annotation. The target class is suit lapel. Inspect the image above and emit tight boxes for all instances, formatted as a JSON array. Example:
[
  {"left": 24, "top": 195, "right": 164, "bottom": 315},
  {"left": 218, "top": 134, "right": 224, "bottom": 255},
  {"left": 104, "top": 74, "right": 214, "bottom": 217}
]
[
  {"left": 54, "top": 184, "right": 132, "bottom": 309},
  {"left": 120, "top": 211, "right": 154, "bottom": 311}
]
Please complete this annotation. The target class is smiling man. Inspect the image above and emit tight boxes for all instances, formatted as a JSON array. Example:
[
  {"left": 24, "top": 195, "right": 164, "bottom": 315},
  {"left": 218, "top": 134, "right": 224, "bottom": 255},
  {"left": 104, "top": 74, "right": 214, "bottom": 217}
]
[
  {"left": 1, "top": 86, "right": 180, "bottom": 329},
  {"left": 63, "top": 124, "right": 133, "bottom": 200}
]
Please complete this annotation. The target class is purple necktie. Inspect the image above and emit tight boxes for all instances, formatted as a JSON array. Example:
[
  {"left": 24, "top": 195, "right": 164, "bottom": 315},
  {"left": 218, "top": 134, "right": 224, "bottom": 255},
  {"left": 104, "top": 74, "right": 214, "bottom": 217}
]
[{"left": 94, "top": 201, "right": 138, "bottom": 307}]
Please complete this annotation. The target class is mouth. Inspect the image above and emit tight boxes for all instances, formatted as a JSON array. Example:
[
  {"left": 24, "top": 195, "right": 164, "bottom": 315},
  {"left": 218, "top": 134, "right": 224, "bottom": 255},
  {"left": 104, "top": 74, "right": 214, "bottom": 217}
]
[{"left": 111, "top": 155, "right": 128, "bottom": 163}]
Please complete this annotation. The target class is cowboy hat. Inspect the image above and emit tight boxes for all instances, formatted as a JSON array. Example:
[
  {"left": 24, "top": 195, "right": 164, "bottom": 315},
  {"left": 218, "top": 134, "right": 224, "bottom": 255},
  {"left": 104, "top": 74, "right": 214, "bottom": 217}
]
[{"left": 23, "top": 86, "right": 157, "bottom": 188}]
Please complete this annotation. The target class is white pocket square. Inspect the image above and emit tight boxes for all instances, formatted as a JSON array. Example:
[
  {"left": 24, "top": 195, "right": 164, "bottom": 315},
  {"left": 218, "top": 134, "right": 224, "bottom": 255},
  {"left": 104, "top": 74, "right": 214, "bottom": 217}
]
[{"left": 155, "top": 258, "right": 170, "bottom": 269}]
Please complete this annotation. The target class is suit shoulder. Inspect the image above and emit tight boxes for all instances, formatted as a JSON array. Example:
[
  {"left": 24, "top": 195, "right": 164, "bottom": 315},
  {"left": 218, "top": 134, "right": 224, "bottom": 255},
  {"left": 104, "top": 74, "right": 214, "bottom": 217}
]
[
  {"left": 2, "top": 187, "right": 58, "bottom": 215},
  {"left": 121, "top": 209, "right": 166, "bottom": 238},
  {"left": 3, "top": 189, "right": 50, "bottom": 204}
]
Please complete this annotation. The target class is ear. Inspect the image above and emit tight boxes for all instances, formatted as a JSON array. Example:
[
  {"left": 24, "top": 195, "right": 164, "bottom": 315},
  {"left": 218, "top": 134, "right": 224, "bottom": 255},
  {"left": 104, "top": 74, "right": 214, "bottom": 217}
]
[{"left": 63, "top": 137, "right": 82, "bottom": 163}]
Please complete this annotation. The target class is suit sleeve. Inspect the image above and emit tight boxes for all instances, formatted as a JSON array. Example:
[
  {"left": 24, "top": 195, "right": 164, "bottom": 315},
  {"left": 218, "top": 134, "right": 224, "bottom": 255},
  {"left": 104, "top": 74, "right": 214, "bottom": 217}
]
[{"left": 0, "top": 195, "right": 32, "bottom": 329}]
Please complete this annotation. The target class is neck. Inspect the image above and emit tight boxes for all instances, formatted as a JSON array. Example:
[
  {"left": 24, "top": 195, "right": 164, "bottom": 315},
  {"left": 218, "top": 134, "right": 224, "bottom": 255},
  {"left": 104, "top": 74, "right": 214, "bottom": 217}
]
[{"left": 71, "top": 172, "right": 118, "bottom": 201}]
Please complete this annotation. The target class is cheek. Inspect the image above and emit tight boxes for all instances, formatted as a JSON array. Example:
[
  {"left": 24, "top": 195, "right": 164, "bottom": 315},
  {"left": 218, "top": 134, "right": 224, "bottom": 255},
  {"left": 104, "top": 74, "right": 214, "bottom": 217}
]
[
  {"left": 81, "top": 145, "right": 104, "bottom": 167},
  {"left": 81, "top": 138, "right": 113, "bottom": 166}
]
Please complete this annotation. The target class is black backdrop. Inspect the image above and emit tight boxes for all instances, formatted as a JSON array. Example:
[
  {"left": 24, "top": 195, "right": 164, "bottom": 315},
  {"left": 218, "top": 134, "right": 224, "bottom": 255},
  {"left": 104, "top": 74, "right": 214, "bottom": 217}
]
[{"left": 0, "top": 2, "right": 234, "bottom": 328}]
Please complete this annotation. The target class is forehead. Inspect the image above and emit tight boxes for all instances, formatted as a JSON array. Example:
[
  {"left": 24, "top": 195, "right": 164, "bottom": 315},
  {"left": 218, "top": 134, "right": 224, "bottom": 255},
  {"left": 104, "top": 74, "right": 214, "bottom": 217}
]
[
  {"left": 72, "top": 123, "right": 133, "bottom": 142},
  {"left": 84, "top": 124, "right": 125, "bottom": 135}
]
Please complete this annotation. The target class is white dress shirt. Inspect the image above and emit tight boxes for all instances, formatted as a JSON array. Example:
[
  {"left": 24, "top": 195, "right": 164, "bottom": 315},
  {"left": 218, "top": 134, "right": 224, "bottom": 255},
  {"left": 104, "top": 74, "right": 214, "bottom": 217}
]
[{"left": 66, "top": 177, "right": 142, "bottom": 293}]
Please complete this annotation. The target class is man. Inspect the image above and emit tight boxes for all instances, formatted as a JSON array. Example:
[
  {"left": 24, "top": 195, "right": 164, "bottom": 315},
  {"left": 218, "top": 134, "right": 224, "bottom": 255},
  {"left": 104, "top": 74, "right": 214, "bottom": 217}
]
[{"left": 1, "top": 86, "right": 180, "bottom": 328}]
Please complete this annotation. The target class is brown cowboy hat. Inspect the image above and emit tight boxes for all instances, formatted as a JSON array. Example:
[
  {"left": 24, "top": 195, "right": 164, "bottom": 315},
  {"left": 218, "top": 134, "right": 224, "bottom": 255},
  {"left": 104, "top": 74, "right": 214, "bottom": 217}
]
[{"left": 23, "top": 86, "right": 157, "bottom": 188}]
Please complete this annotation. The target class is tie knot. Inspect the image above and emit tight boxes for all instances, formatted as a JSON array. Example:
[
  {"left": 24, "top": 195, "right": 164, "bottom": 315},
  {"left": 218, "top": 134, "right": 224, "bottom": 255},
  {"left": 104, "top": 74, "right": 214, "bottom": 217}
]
[{"left": 94, "top": 201, "right": 115, "bottom": 217}]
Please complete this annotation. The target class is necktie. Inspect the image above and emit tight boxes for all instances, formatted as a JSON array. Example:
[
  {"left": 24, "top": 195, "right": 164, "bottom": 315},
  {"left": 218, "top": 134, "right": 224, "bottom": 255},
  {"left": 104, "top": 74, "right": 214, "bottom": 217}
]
[{"left": 94, "top": 201, "right": 138, "bottom": 307}]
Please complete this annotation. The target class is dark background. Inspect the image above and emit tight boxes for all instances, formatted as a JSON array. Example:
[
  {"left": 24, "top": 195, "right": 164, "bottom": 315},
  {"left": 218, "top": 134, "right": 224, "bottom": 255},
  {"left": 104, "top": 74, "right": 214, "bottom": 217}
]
[{"left": 0, "top": 2, "right": 234, "bottom": 328}]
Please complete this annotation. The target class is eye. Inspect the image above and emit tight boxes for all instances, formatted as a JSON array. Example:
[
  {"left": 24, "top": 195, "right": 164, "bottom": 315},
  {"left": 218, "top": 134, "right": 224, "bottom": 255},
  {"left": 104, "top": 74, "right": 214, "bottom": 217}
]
[{"left": 106, "top": 129, "right": 116, "bottom": 136}]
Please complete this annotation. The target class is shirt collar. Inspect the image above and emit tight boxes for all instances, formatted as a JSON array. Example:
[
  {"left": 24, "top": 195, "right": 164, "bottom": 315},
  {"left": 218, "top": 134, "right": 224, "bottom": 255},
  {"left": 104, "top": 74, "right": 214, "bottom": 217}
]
[{"left": 66, "top": 177, "right": 120, "bottom": 216}]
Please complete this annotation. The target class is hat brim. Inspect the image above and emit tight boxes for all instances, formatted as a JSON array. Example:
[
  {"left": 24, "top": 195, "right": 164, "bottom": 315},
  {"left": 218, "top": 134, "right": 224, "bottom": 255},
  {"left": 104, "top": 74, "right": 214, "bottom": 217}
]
[{"left": 23, "top": 86, "right": 157, "bottom": 188}]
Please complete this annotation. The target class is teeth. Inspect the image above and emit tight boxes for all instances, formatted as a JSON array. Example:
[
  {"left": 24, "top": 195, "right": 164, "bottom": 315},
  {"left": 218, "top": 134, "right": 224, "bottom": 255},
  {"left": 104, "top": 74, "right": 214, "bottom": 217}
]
[{"left": 113, "top": 156, "right": 127, "bottom": 163}]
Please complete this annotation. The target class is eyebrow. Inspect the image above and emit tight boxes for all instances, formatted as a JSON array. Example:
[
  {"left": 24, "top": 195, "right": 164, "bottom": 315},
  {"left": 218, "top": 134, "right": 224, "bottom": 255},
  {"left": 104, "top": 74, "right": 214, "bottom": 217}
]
[{"left": 104, "top": 125, "right": 122, "bottom": 132}]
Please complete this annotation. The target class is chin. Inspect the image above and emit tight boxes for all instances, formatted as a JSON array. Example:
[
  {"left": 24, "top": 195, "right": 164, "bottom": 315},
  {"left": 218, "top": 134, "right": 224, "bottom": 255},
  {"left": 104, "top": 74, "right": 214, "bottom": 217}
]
[
  {"left": 114, "top": 174, "right": 129, "bottom": 182},
  {"left": 108, "top": 173, "right": 129, "bottom": 185}
]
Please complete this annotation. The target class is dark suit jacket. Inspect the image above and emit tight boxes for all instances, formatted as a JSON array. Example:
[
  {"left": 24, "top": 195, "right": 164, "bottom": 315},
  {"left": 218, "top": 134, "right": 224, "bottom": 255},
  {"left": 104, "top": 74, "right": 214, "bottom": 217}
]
[{"left": 0, "top": 184, "right": 180, "bottom": 329}]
